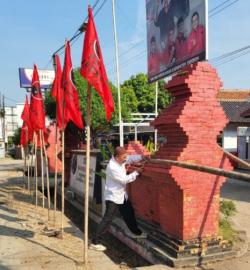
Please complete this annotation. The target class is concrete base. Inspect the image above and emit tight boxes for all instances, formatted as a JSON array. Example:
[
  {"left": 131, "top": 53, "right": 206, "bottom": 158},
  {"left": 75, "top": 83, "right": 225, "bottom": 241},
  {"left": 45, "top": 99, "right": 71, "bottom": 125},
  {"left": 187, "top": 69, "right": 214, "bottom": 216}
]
[{"left": 59, "top": 186, "right": 243, "bottom": 268}]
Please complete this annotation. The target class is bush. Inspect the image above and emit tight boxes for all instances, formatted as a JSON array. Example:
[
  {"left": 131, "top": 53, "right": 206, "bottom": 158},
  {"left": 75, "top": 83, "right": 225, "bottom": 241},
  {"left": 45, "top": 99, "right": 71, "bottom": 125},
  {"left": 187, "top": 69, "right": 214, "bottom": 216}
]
[
  {"left": 219, "top": 200, "right": 238, "bottom": 242},
  {"left": 220, "top": 200, "right": 237, "bottom": 221}
]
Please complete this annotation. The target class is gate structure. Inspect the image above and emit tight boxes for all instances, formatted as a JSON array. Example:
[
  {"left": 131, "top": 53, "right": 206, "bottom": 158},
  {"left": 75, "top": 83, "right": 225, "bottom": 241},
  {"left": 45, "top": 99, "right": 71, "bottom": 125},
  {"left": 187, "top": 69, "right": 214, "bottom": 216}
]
[{"left": 129, "top": 62, "right": 235, "bottom": 264}]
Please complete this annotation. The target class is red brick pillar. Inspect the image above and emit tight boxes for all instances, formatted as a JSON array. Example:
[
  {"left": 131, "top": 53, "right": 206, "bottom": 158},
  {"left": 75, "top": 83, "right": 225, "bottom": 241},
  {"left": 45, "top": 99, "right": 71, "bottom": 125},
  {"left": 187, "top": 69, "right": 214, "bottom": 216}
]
[{"left": 129, "top": 62, "right": 232, "bottom": 241}]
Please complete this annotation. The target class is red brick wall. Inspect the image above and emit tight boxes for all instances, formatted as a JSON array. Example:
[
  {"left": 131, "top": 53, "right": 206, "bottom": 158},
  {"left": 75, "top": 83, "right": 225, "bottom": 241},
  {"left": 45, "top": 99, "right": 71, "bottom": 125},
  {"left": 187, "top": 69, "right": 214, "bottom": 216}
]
[{"left": 129, "top": 62, "right": 233, "bottom": 240}]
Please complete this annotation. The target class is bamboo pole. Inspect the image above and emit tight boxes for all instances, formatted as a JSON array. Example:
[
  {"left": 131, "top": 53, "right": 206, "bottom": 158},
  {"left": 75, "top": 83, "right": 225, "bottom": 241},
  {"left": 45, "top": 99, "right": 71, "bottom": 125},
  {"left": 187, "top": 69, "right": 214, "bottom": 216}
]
[
  {"left": 34, "top": 133, "right": 38, "bottom": 206},
  {"left": 84, "top": 84, "right": 91, "bottom": 264},
  {"left": 27, "top": 143, "right": 30, "bottom": 195},
  {"left": 40, "top": 130, "right": 45, "bottom": 208},
  {"left": 61, "top": 75, "right": 66, "bottom": 238},
  {"left": 54, "top": 123, "right": 58, "bottom": 227},
  {"left": 41, "top": 131, "right": 51, "bottom": 223},
  {"left": 23, "top": 130, "right": 27, "bottom": 186},
  {"left": 150, "top": 158, "right": 250, "bottom": 182},
  {"left": 61, "top": 128, "right": 65, "bottom": 236},
  {"left": 221, "top": 147, "right": 250, "bottom": 170},
  {"left": 30, "top": 133, "right": 35, "bottom": 198}
]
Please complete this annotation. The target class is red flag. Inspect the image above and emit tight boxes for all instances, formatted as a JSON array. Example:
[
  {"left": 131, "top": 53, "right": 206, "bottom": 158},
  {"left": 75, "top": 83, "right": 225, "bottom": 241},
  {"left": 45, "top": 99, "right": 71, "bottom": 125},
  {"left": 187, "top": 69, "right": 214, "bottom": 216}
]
[
  {"left": 80, "top": 6, "right": 114, "bottom": 121},
  {"left": 21, "top": 95, "right": 30, "bottom": 124},
  {"left": 21, "top": 95, "right": 33, "bottom": 141},
  {"left": 62, "top": 40, "right": 83, "bottom": 129},
  {"left": 20, "top": 123, "right": 29, "bottom": 146},
  {"left": 29, "top": 64, "right": 45, "bottom": 131},
  {"left": 51, "top": 54, "right": 63, "bottom": 129}
]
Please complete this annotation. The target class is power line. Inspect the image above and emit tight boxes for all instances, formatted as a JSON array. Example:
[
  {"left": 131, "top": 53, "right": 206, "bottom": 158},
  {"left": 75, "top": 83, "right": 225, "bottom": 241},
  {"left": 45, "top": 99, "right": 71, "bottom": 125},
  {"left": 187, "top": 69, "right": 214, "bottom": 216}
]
[
  {"left": 209, "top": 0, "right": 239, "bottom": 18},
  {"left": 43, "top": 0, "right": 108, "bottom": 70},
  {"left": 52, "top": 0, "right": 107, "bottom": 57},
  {"left": 209, "top": 0, "right": 234, "bottom": 14}
]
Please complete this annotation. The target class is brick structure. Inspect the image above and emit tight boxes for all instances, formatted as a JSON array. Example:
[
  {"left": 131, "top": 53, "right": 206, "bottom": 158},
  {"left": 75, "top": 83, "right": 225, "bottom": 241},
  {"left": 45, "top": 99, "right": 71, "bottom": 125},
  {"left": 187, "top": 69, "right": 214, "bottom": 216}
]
[
  {"left": 46, "top": 123, "right": 62, "bottom": 173},
  {"left": 125, "top": 141, "right": 151, "bottom": 156},
  {"left": 129, "top": 62, "right": 233, "bottom": 241}
]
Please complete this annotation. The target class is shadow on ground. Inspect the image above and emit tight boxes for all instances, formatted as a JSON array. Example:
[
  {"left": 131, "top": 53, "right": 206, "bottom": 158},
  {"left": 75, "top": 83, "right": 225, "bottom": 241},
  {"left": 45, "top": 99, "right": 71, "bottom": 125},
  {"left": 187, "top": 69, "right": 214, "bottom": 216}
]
[{"left": 221, "top": 178, "right": 250, "bottom": 203}]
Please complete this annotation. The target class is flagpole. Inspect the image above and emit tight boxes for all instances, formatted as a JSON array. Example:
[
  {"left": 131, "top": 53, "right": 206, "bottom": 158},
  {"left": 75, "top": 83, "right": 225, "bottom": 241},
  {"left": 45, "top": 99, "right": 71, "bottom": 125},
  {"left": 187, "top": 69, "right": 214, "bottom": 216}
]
[
  {"left": 34, "top": 132, "right": 38, "bottom": 206},
  {"left": 84, "top": 83, "right": 91, "bottom": 264},
  {"left": 41, "top": 131, "right": 51, "bottom": 223},
  {"left": 23, "top": 138, "right": 26, "bottom": 186},
  {"left": 26, "top": 127, "right": 30, "bottom": 195},
  {"left": 154, "top": 81, "right": 158, "bottom": 151},
  {"left": 40, "top": 130, "right": 45, "bottom": 208},
  {"left": 54, "top": 122, "right": 58, "bottom": 227},
  {"left": 30, "top": 133, "right": 35, "bottom": 199},
  {"left": 52, "top": 54, "right": 59, "bottom": 228},
  {"left": 27, "top": 142, "right": 30, "bottom": 195},
  {"left": 112, "top": 0, "right": 123, "bottom": 147},
  {"left": 61, "top": 73, "right": 66, "bottom": 238}
]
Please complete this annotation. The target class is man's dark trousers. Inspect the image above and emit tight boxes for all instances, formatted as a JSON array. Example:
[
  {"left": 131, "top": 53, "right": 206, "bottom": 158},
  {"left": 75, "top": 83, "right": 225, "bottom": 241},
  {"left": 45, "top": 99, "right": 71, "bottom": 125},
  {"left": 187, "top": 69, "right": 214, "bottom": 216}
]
[{"left": 93, "top": 199, "right": 142, "bottom": 244}]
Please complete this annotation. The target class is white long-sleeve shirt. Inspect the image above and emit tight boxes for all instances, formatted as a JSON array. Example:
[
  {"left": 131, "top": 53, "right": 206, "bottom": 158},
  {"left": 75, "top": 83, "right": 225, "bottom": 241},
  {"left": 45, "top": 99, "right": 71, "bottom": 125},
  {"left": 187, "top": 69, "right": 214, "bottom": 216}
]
[{"left": 104, "top": 157, "right": 139, "bottom": 204}]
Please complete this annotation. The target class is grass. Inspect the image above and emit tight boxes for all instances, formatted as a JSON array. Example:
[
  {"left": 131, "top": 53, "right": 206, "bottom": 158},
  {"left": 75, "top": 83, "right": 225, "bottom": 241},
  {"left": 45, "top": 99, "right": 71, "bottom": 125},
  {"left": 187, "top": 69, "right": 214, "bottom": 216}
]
[{"left": 219, "top": 200, "right": 238, "bottom": 242}]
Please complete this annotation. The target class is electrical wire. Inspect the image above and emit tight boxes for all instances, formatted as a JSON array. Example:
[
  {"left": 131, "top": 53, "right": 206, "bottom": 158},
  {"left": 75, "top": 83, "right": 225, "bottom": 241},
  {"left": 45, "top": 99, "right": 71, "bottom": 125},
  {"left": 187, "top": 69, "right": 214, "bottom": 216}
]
[
  {"left": 52, "top": 0, "right": 107, "bottom": 57},
  {"left": 209, "top": 0, "right": 239, "bottom": 18},
  {"left": 209, "top": 0, "right": 234, "bottom": 14}
]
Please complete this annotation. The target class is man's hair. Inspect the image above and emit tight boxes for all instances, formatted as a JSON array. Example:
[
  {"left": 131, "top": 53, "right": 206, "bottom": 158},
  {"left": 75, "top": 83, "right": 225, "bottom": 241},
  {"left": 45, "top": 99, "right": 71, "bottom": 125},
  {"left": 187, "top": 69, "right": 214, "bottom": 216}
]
[
  {"left": 150, "top": 36, "right": 156, "bottom": 44},
  {"left": 177, "top": 17, "right": 184, "bottom": 27},
  {"left": 114, "top": 146, "right": 127, "bottom": 157},
  {"left": 192, "top": 12, "right": 199, "bottom": 20}
]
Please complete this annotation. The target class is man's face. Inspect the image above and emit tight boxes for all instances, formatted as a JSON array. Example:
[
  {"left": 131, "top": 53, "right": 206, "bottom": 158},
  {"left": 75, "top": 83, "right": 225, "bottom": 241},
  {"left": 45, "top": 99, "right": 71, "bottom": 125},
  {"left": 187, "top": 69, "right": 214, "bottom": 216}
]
[
  {"left": 163, "top": 0, "right": 168, "bottom": 11},
  {"left": 150, "top": 41, "right": 156, "bottom": 54},
  {"left": 116, "top": 153, "right": 127, "bottom": 164},
  {"left": 177, "top": 22, "right": 184, "bottom": 37},
  {"left": 169, "top": 30, "right": 174, "bottom": 43},
  {"left": 192, "top": 14, "right": 199, "bottom": 30}
]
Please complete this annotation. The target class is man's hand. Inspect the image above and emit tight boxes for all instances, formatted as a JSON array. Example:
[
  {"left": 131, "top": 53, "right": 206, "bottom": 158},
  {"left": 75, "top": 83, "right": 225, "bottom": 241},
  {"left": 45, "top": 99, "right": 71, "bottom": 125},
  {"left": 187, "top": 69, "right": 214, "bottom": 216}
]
[{"left": 136, "top": 167, "right": 144, "bottom": 175}]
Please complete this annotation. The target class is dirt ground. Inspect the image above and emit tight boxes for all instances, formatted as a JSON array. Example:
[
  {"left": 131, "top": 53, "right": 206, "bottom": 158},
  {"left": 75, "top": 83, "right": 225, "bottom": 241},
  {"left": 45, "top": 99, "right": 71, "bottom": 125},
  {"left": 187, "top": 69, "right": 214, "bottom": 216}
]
[
  {"left": 0, "top": 158, "right": 120, "bottom": 270},
  {"left": 0, "top": 158, "right": 250, "bottom": 270}
]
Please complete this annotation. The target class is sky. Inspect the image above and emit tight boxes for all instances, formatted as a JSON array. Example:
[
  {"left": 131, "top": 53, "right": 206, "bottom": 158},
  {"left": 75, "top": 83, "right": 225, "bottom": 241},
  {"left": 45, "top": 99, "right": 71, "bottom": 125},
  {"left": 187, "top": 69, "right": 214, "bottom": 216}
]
[{"left": 0, "top": 0, "right": 250, "bottom": 107}]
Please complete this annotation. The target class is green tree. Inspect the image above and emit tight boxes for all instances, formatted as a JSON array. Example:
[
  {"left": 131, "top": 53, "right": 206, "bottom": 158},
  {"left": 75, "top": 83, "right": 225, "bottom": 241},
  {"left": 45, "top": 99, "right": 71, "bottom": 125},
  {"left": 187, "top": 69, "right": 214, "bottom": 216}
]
[
  {"left": 121, "top": 73, "right": 171, "bottom": 113},
  {"left": 44, "top": 69, "right": 136, "bottom": 136},
  {"left": 12, "top": 128, "right": 21, "bottom": 146}
]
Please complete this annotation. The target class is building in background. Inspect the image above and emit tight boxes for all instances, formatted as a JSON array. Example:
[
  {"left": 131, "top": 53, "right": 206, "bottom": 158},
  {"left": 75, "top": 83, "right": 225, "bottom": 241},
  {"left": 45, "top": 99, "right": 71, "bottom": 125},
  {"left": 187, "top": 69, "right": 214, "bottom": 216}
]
[{"left": 217, "top": 89, "right": 250, "bottom": 156}]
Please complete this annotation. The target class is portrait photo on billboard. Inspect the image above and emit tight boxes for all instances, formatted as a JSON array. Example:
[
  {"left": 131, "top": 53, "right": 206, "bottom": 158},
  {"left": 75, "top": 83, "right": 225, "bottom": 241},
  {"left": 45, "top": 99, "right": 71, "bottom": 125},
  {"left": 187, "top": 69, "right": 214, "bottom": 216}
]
[{"left": 146, "top": 0, "right": 207, "bottom": 83}]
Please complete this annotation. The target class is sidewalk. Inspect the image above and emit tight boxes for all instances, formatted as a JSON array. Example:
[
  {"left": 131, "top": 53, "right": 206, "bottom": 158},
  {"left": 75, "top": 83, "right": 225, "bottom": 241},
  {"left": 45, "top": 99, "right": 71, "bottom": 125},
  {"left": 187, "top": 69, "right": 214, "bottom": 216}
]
[{"left": 0, "top": 159, "right": 120, "bottom": 270}]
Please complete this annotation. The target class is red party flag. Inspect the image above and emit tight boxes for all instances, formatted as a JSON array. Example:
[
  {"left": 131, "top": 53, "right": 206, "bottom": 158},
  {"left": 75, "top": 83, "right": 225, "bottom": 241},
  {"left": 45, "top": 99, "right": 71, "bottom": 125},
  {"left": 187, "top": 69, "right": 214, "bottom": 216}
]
[
  {"left": 80, "top": 6, "right": 114, "bottom": 121},
  {"left": 29, "top": 64, "right": 45, "bottom": 131},
  {"left": 20, "top": 123, "right": 29, "bottom": 146},
  {"left": 51, "top": 54, "right": 63, "bottom": 129},
  {"left": 21, "top": 95, "right": 33, "bottom": 142},
  {"left": 62, "top": 40, "right": 83, "bottom": 129},
  {"left": 21, "top": 95, "right": 30, "bottom": 124}
]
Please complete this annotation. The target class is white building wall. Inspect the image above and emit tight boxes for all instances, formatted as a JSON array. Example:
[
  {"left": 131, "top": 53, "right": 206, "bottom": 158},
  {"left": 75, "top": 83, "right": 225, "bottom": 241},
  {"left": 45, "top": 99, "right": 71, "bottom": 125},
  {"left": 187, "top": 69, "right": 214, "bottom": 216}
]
[{"left": 222, "top": 123, "right": 250, "bottom": 153}]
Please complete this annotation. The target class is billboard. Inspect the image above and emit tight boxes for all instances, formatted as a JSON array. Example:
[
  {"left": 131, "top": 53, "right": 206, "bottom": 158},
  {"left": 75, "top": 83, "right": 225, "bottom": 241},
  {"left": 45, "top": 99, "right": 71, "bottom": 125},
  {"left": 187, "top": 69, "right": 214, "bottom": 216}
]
[
  {"left": 19, "top": 68, "right": 55, "bottom": 89},
  {"left": 146, "top": 0, "right": 208, "bottom": 83}
]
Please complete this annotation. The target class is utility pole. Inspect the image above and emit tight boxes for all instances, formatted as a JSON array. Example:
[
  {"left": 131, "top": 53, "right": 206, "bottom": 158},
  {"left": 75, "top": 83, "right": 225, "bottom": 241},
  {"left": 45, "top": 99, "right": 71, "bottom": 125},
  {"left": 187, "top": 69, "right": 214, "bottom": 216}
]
[
  {"left": 112, "top": 0, "right": 123, "bottom": 146},
  {"left": 3, "top": 95, "right": 5, "bottom": 154},
  {"left": 154, "top": 82, "right": 158, "bottom": 151}
]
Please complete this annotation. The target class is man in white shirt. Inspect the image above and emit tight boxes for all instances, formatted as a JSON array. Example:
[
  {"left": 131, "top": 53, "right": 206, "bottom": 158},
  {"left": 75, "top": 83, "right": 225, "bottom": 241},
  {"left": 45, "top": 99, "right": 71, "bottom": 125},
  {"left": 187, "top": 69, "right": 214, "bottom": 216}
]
[{"left": 90, "top": 147, "right": 146, "bottom": 251}]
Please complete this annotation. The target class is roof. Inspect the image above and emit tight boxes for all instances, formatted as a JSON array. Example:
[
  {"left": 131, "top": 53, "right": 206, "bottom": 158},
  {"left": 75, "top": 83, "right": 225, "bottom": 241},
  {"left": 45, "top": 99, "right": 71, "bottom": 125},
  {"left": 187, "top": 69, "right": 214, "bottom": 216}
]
[
  {"left": 240, "top": 108, "right": 250, "bottom": 118},
  {"left": 217, "top": 89, "right": 250, "bottom": 101},
  {"left": 220, "top": 101, "right": 250, "bottom": 123},
  {"left": 217, "top": 89, "right": 250, "bottom": 123}
]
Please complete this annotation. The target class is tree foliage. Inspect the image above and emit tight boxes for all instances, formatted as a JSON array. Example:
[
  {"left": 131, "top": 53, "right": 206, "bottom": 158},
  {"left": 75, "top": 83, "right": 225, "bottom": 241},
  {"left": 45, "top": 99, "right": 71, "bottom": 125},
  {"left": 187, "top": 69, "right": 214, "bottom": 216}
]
[
  {"left": 121, "top": 73, "right": 171, "bottom": 113},
  {"left": 44, "top": 71, "right": 172, "bottom": 135}
]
